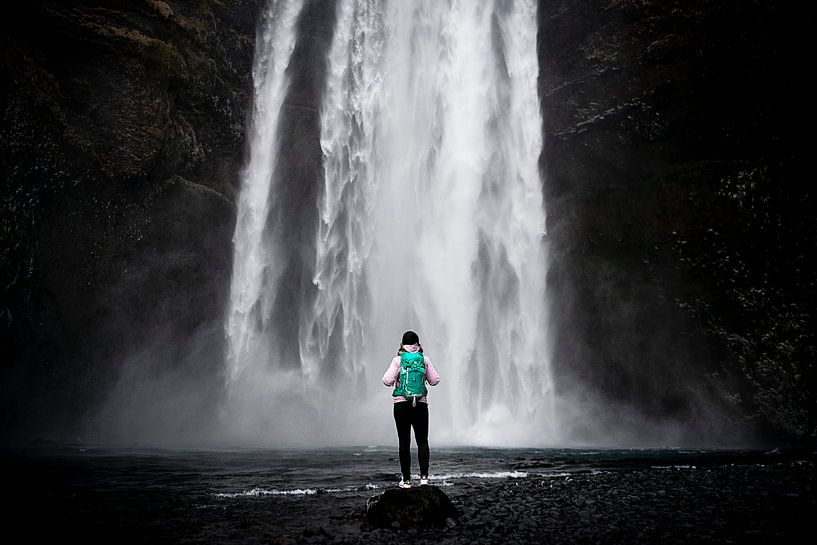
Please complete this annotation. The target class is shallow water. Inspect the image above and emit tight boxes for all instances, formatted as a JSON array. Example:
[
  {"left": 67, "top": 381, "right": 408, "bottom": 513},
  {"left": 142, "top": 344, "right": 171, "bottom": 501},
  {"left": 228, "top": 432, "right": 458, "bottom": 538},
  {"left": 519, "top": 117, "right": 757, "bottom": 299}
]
[
  {"left": 4, "top": 446, "right": 813, "bottom": 544},
  {"left": 9, "top": 446, "right": 790, "bottom": 496}
]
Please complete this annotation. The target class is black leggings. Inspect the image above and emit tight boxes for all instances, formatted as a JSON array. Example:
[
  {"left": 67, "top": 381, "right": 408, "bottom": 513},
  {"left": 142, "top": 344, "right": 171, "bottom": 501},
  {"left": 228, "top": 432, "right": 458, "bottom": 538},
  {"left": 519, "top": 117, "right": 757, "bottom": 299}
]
[{"left": 393, "top": 401, "right": 429, "bottom": 479}]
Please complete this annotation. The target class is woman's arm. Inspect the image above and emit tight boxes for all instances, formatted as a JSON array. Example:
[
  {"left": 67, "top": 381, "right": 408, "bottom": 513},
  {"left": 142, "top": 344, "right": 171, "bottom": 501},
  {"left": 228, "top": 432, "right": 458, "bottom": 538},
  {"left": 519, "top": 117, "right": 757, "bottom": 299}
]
[
  {"left": 424, "top": 357, "right": 440, "bottom": 386},
  {"left": 382, "top": 357, "right": 400, "bottom": 386}
]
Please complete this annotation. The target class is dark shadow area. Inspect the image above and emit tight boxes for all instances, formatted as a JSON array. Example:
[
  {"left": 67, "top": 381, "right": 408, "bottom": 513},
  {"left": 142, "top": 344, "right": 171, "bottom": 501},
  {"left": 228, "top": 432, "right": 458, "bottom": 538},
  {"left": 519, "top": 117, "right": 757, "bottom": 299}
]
[{"left": 538, "top": 0, "right": 815, "bottom": 445}]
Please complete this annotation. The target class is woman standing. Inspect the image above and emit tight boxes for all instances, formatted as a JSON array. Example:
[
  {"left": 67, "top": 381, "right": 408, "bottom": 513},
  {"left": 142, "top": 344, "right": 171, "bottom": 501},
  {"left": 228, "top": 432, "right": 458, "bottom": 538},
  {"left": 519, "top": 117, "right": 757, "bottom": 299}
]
[{"left": 382, "top": 330, "right": 441, "bottom": 488}]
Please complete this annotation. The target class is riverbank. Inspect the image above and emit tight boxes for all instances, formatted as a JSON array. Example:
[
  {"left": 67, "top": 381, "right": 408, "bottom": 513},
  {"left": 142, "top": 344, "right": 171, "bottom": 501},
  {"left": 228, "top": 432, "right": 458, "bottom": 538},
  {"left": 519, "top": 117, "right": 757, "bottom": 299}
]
[
  {"left": 6, "top": 447, "right": 814, "bottom": 544},
  {"left": 220, "top": 453, "right": 816, "bottom": 544}
]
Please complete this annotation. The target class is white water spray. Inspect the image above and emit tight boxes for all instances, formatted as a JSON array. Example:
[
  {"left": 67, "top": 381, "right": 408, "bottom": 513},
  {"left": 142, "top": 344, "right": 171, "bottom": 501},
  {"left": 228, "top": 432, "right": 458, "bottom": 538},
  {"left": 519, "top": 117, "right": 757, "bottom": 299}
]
[{"left": 225, "top": 0, "right": 553, "bottom": 446}]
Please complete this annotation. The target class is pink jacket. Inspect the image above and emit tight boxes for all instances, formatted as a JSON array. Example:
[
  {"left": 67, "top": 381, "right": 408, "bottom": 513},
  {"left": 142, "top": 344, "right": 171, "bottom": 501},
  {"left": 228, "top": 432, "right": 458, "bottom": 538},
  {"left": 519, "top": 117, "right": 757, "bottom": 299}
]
[{"left": 382, "top": 344, "right": 440, "bottom": 403}]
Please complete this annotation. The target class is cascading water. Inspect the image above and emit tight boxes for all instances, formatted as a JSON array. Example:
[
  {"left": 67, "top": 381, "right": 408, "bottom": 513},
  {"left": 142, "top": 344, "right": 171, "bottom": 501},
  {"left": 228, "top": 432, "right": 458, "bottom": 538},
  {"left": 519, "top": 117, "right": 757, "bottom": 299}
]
[
  {"left": 224, "top": 0, "right": 307, "bottom": 441},
  {"left": 224, "top": 0, "right": 553, "bottom": 446}
]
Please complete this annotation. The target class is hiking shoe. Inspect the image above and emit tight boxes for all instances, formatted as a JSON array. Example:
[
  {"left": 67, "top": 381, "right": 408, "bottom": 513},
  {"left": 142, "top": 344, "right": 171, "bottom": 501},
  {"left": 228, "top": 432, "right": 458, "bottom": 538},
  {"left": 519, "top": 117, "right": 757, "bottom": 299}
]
[
  {"left": 398, "top": 478, "right": 411, "bottom": 489},
  {"left": 420, "top": 476, "right": 429, "bottom": 486}
]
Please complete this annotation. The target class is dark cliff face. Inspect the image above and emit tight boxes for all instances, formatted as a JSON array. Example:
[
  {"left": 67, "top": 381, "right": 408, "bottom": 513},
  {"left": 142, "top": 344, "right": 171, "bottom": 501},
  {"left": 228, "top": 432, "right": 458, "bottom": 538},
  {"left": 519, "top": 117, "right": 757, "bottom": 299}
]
[
  {"left": 539, "top": 0, "right": 814, "bottom": 444},
  {"left": 0, "top": 0, "right": 264, "bottom": 443}
]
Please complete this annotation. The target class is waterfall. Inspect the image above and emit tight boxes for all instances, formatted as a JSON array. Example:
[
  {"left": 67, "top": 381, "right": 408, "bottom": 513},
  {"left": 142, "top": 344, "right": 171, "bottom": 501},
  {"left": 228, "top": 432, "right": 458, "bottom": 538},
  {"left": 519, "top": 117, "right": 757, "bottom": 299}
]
[
  {"left": 225, "top": 0, "right": 553, "bottom": 446},
  {"left": 223, "top": 0, "right": 307, "bottom": 441}
]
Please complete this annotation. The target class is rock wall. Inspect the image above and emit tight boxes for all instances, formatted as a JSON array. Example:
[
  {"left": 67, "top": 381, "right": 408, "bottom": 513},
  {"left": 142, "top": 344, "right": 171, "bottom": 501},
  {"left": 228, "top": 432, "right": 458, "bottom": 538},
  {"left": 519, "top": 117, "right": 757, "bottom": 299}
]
[
  {"left": 539, "top": 0, "right": 814, "bottom": 443},
  {"left": 0, "top": 0, "right": 264, "bottom": 443}
]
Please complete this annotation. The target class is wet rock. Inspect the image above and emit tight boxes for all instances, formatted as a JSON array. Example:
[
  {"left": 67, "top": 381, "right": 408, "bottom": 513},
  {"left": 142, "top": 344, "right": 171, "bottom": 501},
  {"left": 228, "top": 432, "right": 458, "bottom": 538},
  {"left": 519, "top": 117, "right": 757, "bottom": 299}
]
[
  {"left": 539, "top": 0, "right": 814, "bottom": 445},
  {"left": 364, "top": 485, "right": 460, "bottom": 529},
  {"left": 0, "top": 0, "right": 265, "bottom": 442}
]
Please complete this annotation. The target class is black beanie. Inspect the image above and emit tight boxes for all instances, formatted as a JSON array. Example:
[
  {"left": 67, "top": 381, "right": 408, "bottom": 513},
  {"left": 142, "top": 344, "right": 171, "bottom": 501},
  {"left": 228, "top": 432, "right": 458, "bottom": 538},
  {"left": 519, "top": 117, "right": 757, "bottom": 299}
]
[{"left": 401, "top": 330, "right": 419, "bottom": 346}]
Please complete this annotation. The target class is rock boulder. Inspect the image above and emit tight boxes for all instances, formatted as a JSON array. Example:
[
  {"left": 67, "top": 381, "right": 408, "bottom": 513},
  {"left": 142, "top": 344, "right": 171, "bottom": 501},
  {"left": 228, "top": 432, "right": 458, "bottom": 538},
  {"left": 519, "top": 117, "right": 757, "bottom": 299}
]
[{"left": 365, "top": 485, "right": 460, "bottom": 529}]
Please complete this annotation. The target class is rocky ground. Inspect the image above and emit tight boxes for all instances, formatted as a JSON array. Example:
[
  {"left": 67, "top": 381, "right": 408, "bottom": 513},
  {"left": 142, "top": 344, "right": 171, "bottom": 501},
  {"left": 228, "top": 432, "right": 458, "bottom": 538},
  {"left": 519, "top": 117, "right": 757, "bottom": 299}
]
[
  {"left": 7, "top": 448, "right": 814, "bottom": 544},
  {"left": 206, "top": 459, "right": 815, "bottom": 545}
]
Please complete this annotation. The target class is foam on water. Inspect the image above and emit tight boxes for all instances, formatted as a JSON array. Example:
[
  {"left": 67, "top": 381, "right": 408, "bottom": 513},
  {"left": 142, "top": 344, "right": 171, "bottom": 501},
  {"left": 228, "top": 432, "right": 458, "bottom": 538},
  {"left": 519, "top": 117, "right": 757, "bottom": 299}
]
[
  {"left": 214, "top": 483, "right": 383, "bottom": 499},
  {"left": 215, "top": 487, "right": 318, "bottom": 498},
  {"left": 430, "top": 471, "right": 529, "bottom": 480}
]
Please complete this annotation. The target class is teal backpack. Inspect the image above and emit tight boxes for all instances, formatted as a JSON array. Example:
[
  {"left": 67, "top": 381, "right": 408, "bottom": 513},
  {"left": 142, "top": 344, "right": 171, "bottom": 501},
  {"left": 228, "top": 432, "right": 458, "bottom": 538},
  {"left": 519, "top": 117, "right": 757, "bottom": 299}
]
[{"left": 392, "top": 351, "right": 428, "bottom": 406}]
